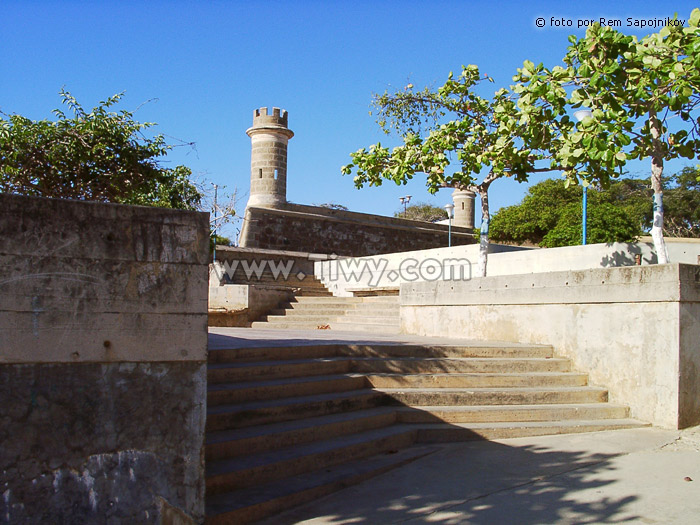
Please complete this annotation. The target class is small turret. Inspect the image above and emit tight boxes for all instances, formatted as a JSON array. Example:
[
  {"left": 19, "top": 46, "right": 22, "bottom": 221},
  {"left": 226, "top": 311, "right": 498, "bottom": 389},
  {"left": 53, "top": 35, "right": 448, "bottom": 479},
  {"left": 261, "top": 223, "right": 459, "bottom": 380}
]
[{"left": 452, "top": 188, "right": 476, "bottom": 229}]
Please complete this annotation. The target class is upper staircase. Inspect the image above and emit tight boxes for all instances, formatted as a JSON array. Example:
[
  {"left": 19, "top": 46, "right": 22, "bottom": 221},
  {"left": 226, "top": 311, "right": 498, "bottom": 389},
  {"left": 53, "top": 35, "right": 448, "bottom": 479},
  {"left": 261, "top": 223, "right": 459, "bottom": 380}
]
[
  {"left": 204, "top": 341, "right": 648, "bottom": 524},
  {"left": 250, "top": 295, "right": 401, "bottom": 333}
]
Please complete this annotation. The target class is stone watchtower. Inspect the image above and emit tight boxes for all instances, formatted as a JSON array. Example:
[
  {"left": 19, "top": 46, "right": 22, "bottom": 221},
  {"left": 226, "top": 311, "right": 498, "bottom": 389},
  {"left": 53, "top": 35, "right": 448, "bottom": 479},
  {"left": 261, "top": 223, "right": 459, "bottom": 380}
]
[
  {"left": 452, "top": 188, "right": 476, "bottom": 229},
  {"left": 246, "top": 107, "right": 294, "bottom": 208}
]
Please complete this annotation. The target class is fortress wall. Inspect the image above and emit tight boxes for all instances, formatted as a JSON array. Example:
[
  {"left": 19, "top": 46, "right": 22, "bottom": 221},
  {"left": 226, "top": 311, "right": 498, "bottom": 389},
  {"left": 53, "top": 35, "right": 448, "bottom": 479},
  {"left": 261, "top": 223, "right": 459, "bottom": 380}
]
[
  {"left": 239, "top": 203, "right": 476, "bottom": 256},
  {"left": 0, "top": 193, "right": 209, "bottom": 523}
]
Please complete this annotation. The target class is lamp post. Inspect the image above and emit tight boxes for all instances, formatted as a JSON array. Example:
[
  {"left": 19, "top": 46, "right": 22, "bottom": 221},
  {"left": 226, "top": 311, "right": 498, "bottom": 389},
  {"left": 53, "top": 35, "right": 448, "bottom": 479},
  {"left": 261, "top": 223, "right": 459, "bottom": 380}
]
[
  {"left": 445, "top": 203, "right": 454, "bottom": 247},
  {"left": 399, "top": 195, "right": 412, "bottom": 217},
  {"left": 573, "top": 109, "right": 593, "bottom": 245}
]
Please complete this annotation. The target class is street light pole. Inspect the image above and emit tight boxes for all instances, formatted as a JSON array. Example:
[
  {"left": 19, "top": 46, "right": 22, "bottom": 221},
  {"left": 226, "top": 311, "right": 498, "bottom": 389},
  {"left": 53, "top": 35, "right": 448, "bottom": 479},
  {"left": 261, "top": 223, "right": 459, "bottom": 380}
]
[
  {"left": 445, "top": 203, "right": 454, "bottom": 247},
  {"left": 212, "top": 183, "right": 218, "bottom": 262},
  {"left": 573, "top": 109, "right": 593, "bottom": 246},
  {"left": 399, "top": 195, "right": 412, "bottom": 217}
]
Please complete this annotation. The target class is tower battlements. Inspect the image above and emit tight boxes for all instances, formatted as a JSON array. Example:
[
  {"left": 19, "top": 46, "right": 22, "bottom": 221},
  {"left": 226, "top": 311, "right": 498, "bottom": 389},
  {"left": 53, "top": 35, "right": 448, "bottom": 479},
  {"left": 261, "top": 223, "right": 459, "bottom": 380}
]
[{"left": 249, "top": 107, "right": 292, "bottom": 133}]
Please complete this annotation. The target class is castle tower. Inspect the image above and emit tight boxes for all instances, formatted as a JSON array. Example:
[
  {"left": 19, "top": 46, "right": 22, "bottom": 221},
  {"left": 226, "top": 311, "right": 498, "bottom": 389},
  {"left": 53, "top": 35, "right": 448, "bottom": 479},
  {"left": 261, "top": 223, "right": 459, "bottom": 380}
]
[
  {"left": 246, "top": 107, "right": 294, "bottom": 207},
  {"left": 452, "top": 188, "right": 476, "bottom": 229}
]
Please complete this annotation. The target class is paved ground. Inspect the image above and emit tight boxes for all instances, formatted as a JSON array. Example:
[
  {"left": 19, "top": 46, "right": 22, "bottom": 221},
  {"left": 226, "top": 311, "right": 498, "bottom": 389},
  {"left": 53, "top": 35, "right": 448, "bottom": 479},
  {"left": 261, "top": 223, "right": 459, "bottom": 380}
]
[
  {"left": 208, "top": 327, "right": 550, "bottom": 349},
  {"left": 265, "top": 427, "right": 700, "bottom": 525},
  {"left": 209, "top": 328, "right": 700, "bottom": 524}
]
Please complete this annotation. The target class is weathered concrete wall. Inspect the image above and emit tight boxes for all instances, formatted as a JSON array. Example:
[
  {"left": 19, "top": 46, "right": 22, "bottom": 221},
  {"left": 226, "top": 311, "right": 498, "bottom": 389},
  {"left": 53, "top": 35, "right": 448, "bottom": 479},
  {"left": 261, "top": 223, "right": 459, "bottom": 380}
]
[
  {"left": 238, "top": 203, "right": 475, "bottom": 256},
  {"left": 315, "top": 243, "right": 527, "bottom": 297},
  {"left": 0, "top": 193, "right": 209, "bottom": 523},
  {"left": 401, "top": 264, "right": 700, "bottom": 429},
  {"left": 315, "top": 240, "right": 700, "bottom": 297}
]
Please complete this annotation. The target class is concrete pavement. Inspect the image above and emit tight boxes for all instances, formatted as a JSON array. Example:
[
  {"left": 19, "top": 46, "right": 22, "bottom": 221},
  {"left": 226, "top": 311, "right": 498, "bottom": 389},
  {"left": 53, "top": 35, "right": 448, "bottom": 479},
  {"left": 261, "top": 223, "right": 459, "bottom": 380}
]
[
  {"left": 208, "top": 326, "right": 553, "bottom": 350},
  {"left": 261, "top": 426, "right": 700, "bottom": 524}
]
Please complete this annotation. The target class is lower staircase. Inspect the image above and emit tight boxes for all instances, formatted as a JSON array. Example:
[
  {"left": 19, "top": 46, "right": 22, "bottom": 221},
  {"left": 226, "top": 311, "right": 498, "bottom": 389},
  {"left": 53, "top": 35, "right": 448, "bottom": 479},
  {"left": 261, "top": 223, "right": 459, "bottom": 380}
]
[
  {"left": 250, "top": 295, "right": 401, "bottom": 333},
  {"left": 205, "top": 341, "right": 648, "bottom": 524}
]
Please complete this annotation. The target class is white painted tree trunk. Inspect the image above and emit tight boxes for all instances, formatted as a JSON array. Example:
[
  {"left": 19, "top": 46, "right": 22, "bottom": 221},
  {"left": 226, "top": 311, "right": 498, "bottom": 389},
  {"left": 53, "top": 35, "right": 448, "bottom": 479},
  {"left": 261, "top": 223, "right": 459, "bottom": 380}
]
[
  {"left": 649, "top": 112, "right": 670, "bottom": 264},
  {"left": 478, "top": 188, "right": 490, "bottom": 277}
]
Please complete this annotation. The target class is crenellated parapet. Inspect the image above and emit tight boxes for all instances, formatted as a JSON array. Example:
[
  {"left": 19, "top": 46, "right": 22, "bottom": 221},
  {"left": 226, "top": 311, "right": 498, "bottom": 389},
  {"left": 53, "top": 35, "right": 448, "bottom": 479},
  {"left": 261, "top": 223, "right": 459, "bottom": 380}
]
[{"left": 248, "top": 107, "right": 292, "bottom": 131}]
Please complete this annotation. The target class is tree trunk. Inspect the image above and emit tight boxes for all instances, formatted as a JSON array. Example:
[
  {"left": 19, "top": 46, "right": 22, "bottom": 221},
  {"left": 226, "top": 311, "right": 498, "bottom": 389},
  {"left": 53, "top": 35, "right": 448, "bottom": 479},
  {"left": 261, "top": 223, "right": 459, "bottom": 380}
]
[
  {"left": 649, "top": 110, "right": 670, "bottom": 264},
  {"left": 477, "top": 187, "right": 490, "bottom": 278}
]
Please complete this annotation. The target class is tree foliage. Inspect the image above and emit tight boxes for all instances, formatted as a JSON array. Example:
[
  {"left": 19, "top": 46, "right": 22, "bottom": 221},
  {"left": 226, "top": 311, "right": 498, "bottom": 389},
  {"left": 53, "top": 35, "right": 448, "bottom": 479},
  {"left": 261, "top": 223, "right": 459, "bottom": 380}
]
[
  {"left": 663, "top": 167, "right": 700, "bottom": 237},
  {"left": 492, "top": 172, "right": 700, "bottom": 246},
  {"left": 0, "top": 89, "right": 201, "bottom": 210},
  {"left": 342, "top": 66, "right": 557, "bottom": 276},
  {"left": 394, "top": 202, "right": 448, "bottom": 222},
  {"left": 516, "top": 9, "right": 700, "bottom": 260}
]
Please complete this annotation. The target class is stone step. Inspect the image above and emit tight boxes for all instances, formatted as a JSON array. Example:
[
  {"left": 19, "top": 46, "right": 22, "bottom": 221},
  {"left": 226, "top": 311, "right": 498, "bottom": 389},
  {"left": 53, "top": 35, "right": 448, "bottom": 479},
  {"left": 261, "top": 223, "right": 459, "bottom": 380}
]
[
  {"left": 269, "top": 305, "right": 399, "bottom": 316},
  {"left": 296, "top": 290, "right": 334, "bottom": 297},
  {"left": 262, "top": 314, "right": 344, "bottom": 323},
  {"left": 205, "top": 445, "right": 436, "bottom": 525},
  {"left": 342, "top": 309, "right": 400, "bottom": 318},
  {"left": 207, "top": 343, "right": 554, "bottom": 364},
  {"left": 248, "top": 321, "right": 401, "bottom": 332},
  {"left": 413, "top": 418, "right": 650, "bottom": 442},
  {"left": 364, "top": 372, "right": 587, "bottom": 389},
  {"left": 288, "top": 296, "right": 364, "bottom": 304},
  {"left": 208, "top": 356, "right": 572, "bottom": 384},
  {"left": 207, "top": 374, "right": 367, "bottom": 406},
  {"left": 208, "top": 358, "right": 351, "bottom": 384},
  {"left": 269, "top": 306, "right": 349, "bottom": 315},
  {"left": 394, "top": 402, "right": 629, "bottom": 423},
  {"left": 205, "top": 407, "right": 397, "bottom": 461},
  {"left": 206, "top": 389, "right": 387, "bottom": 432},
  {"left": 379, "top": 386, "right": 608, "bottom": 406},
  {"left": 205, "top": 424, "right": 417, "bottom": 496},
  {"left": 351, "top": 357, "right": 572, "bottom": 374},
  {"left": 208, "top": 370, "right": 588, "bottom": 407}
]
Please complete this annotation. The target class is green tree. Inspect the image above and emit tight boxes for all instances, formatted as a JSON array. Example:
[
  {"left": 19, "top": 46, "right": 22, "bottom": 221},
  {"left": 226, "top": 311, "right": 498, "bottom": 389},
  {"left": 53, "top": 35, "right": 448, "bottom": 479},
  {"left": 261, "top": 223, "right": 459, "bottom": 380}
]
[
  {"left": 343, "top": 66, "right": 550, "bottom": 276},
  {"left": 491, "top": 178, "right": 647, "bottom": 246},
  {"left": 342, "top": 65, "right": 621, "bottom": 275},
  {"left": 492, "top": 173, "right": 699, "bottom": 245},
  {"left": 663, "top": 167, "right": 700, "bottom": 237},
  {"left": 394, "top": 202, "right": 448, "bottom": 222},
  {"left": 516, "top": 9, "right": 700, "bottom": 261},
  {"left": 0, "top": 89, "right": 201, "bottom": 210},
  {"left": 541, "top": 202, "right": 640, "bottom": 247}
]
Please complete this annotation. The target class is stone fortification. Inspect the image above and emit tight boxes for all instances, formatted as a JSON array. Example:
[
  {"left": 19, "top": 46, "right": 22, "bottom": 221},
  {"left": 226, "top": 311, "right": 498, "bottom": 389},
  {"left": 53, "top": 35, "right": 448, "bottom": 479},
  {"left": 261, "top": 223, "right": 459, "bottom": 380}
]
[
  {"left": 239, "top": 202, "right": 475, "bottom": 256},
  {"left": 239, "top": 107, "right": 476, "bottom": 256}
]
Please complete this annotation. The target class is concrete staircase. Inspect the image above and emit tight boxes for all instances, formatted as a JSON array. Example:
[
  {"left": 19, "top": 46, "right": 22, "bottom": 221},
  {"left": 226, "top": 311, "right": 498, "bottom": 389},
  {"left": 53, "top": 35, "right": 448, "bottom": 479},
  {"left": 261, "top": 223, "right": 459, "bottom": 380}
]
[
  {"left": 250, "top": 296, "right": 401, "bottom": 333},
  {"left": 204, "top": 342, "right": 647, "bottom": 524}
]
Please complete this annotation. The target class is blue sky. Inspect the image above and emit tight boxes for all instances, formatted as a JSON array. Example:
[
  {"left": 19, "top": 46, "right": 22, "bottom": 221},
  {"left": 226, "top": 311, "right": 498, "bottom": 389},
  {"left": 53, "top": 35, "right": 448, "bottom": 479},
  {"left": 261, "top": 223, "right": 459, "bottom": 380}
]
[{"left": 2, "top": 0, "right": 698, "bottom": 238}]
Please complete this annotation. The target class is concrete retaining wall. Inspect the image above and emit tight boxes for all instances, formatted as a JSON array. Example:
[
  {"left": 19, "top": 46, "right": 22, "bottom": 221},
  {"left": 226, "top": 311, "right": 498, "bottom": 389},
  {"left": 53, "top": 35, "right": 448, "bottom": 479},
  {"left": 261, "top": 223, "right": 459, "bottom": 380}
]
[
  {"left": 0, "top": 193, "right": 209, "bottom": 523},
  {"left": 401, "top": 263, "right": 700, "bottom": 429},
  {"left": 315, "top": 241, "right": 700, "bottom": 297}
]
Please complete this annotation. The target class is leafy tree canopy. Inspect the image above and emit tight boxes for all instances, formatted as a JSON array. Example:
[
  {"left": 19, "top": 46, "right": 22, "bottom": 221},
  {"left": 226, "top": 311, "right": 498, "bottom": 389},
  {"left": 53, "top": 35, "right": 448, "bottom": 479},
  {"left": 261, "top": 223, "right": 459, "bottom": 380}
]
[
  {"left": 0, "top": 89, "right": 201, "bottom": 210},
  {"left": 491, "top": 171, "right": 700, "bottom": 247},
  {"left": 515, "top": 9, "right": 700, "bottom": 260},
  {"left": 394, "top": 202, "right": 448, "bottom": 222}
]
